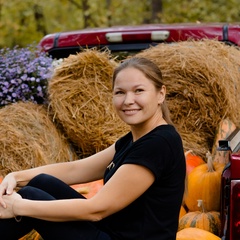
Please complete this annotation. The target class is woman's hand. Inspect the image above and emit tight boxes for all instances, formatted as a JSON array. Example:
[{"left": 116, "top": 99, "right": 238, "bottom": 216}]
[
  {"left": 0, "top": 173, "right": 17, "bottom": 208},
  {"left": 0, "top": 192, "right": 22, "bottom": 219}
]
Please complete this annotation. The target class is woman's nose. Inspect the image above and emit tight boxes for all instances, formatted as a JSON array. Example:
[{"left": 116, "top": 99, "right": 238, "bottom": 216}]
[{"left": 124, "top": 92, "right": 135, "bottom": 104}]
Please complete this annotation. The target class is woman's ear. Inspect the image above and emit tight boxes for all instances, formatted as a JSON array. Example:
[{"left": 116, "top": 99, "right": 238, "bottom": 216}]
[{"left": 158, "top": 85, "right": 166, "bottom": 105}]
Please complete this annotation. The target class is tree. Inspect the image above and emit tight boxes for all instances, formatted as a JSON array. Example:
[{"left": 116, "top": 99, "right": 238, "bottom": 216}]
[
  {"left": 151, "top": 0, "right": 163, "bottom": 23},
  {"left": 33, "top": 4, "right": 47, "bottom": 36},
  {"left": 0, "top": 0, "right": 239, "bottom": 48}
]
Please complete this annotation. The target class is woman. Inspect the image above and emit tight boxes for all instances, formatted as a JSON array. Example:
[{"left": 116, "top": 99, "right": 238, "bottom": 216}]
[{"left": 0, "top": 57, "right": 186, "bottom": 240}]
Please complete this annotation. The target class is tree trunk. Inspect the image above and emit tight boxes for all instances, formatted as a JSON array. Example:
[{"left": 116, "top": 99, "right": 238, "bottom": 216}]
[
  {"left": 151, "top": 0, "right": 162, "bottom": 22},
  {"left": 106, "top": 0, "right": 112, "bottom": 26},
  {"left": 142, "top": 0, "right": 162, "bottom": 24},
  {"left": 82, "top": 0, "right": 91, "bottom": 28},
  {"left": 33, "top": 4, "right": 47, "bottom": 35}
]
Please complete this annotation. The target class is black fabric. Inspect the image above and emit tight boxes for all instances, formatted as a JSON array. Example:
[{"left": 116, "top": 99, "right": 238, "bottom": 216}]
[
  {"left": 0, "top": 125, "right": 185, "bottom": 240},
  {"left": 100, "top": 125, "right": 186, "bottom": 240},
  {"left": 0, "top": 174, "right": 111, "bottom": 240}
]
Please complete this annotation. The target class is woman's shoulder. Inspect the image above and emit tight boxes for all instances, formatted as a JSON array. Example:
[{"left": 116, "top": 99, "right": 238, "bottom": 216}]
[
  {"left": 115, "top": 131, "right": 132, "bottom": 150},
  {"left": 150, "top": 124, "right": 180, "bottom": 139},
  {"left": 147, "top": 124, "right": 183, "bottom": 150},
  {"left": 115, "top": 124, "right": 181, "bottom": 150}
]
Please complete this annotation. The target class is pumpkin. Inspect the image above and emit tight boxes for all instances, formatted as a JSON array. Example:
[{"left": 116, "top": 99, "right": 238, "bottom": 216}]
[
  {"left": 178, "top": 200, "right": 221, "bottom": 236},
  {"left": 179, "top": 205, "right": 187, "bottom": 220},
  {"left": 19, "top": 230, "right": 42, "bottom": 240},
  {"left": 185, "top": 152, "right": 225, "bottom": 212},
  {"left": 177, "top": 227, "right": 221, "bottom": 240},
  {"left": 71, "top": 179, "right": 103, "bottom": 198},
  {"left": 212, "top": 118, "right": 236, "bottom": 165},
  {"left": 183, "top": 151, "right": 205, "bottom": 205},
  {"left": 185, "top": 150, "right": 205, "bottom": 175}
]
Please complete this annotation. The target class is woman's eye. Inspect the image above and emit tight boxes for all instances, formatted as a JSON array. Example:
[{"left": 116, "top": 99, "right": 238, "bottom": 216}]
[
  {"left": 114, "top": 91, "right": 124, "bottom": 95},
  {"left": 135, "top": 89, "right": 144, "bottom": 93}
]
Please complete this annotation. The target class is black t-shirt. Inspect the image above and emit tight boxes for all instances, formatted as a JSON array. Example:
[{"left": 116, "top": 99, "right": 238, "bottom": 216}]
[{"left": 99, "top": 125, "right": 186, "bottom": 240}]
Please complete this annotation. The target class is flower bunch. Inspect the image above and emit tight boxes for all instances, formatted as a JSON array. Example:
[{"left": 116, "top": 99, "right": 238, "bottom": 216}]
[{"left": 0, "top": 45, "right": 53, "bottom": 107}]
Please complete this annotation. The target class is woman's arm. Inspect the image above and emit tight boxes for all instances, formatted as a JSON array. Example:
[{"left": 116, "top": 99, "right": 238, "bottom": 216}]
[
  {"left": 14, "top": 143, "right": 116, "bottom": 185},
  {"left": 4, "top": 164, "right": 155, "bottom": 222},
  {"left": 0, "top": 144, "right": 115, "bottom": 207}
]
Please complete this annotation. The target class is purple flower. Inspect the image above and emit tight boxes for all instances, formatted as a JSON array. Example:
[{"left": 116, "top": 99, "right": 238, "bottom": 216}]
[
  {"left": 3, "top": 81, "right": 9, "bottom": 87},
  {"left": 21, "top": 74, "right": 28, "bottom": 81},
  {"left": 0, "top": 45, "right": 53, "bottom": 107}
]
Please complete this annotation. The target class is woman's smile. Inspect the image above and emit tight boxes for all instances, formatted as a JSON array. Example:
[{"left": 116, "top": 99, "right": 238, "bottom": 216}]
[
  {"left": 122, "top": 108, "right": 141, "bottom": 115},
  {"left": 113, "top": 67, "right": 165, "bottom": 128}
]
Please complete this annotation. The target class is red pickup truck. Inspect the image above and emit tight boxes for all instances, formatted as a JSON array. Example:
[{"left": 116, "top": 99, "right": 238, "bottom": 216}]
[
  {"left": 220, "top": 129, "right": 240, "bottom": 240},
  {"left": 38, "top": 22, "right": 240, "bottom": 59},
  {"left": 39, "top": 23, "right": 240, "bottom": 240}
]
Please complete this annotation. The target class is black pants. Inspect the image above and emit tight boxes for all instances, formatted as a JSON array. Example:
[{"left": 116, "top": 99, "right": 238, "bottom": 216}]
[{"left": 0, "top": 174, "right": 112, "bottom": 240}]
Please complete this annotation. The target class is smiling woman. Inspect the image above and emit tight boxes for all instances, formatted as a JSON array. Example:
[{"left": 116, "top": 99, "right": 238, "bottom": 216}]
[
  {"left": 112, "top": 57, "right": 174, "bottom": 129},
  {"left": 112, "top": 64, "right": 166, "bottom": 138},
  {"left": 0, "top": 57, "right": 185, "bottom": 240}
]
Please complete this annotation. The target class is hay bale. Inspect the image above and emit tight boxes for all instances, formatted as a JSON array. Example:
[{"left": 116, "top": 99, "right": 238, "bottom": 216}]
[
  {"left": 0, "top": 102, "right": 77, "bottom": 176},
  {"left": 136, "top": 39, "right": 240, "bottom": 159},
  {"left": 48, "top": 49, "right": 129, "bottom": 157}
]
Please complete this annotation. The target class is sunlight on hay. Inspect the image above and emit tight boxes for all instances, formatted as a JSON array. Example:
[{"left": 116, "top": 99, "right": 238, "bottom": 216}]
[
  {"left": 48, "top": 49, "right": 129, "bottom": 157},
  {"left": 137, "top": 39, "right": 240, "bottom": 159},
  {"left": 0, "top": 102, "right": 78, "bottom": 176}
]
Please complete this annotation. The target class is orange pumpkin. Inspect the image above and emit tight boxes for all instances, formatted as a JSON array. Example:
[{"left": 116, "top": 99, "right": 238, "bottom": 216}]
[
  {"left": 212, "top": 118, "right": 236, "bottom": 165},
  {"left": 177, "top": 227, "right": 221, "bottom": 240},
  {"left": 178, "top": 200, "right": 221, "bottom": 236},
  {"left": 185, "top": 150, "right": 205, "bottom": 175},
  {"left": 185, "top": 152, "right": 225, "bottom": 212},
  {"left": 71, "top": 179, "right": 103, "bottom": 198},
  {"left": 179, "top": 205, "right": 187, "bottom": 220},
  {"left": 183, "top": 151, "right": 205, "bottom": 205},
  {"left": 19, "top": 230, "right": 42, "bottom": 240}
]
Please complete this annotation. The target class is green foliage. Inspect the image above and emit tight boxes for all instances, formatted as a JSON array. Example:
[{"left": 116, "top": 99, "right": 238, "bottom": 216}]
[
  {"left": 161, "top": 0, "right": 240, "bottom": 23},
  {"left": 0, "top": 0, "right": 239, "bottom": 48}
]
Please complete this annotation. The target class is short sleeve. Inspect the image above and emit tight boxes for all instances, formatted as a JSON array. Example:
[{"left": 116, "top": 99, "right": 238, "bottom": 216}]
[{"left": 122, "top": 133, "right": 171, "bottom": 179}]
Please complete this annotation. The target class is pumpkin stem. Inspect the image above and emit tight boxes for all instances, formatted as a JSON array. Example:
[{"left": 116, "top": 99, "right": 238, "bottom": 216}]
[
  {"left": 184, "top": 150, "right": 193, "bottom": 157},
  {"left": 197, "top": 199, "right": 205, "bottom": 213},
  {"left": 206, "top": 151, "right": 215, "bottom": 172}
]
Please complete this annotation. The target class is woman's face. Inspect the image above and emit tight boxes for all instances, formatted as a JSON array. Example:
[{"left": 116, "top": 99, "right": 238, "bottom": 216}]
[{"left": 112, "top": 67, "right": 166, "bottom": 127}]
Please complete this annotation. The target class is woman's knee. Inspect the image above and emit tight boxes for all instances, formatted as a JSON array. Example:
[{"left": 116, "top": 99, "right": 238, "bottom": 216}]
[
  {"left": 25, "top": 173, "right": 84, "bottom": 200},
  {"left": 27, "top": 173, "right": 55, "bottom": 187},
  {"left": 18, "top": 186, "right": 55, "bottom": 200}
]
